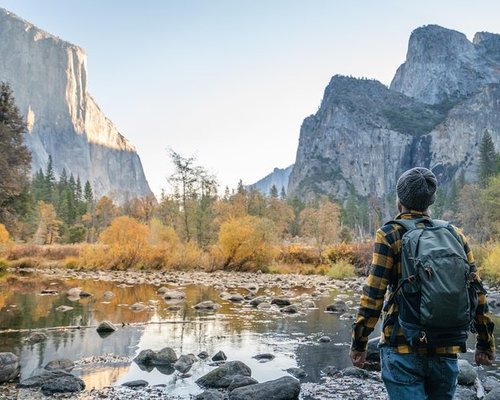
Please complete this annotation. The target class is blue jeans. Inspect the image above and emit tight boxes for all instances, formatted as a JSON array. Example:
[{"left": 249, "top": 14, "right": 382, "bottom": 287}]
[{"left": 380, "top": 346, "right": 459, "bottom": 400}]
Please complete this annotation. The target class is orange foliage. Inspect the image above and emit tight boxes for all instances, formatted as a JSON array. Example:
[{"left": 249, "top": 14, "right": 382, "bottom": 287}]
[
  {"left": 280, "top": 244, "right": 320, "bottom": 265},
  {"left": 0, "top": 224, "right": 9, "bottom": 243}
]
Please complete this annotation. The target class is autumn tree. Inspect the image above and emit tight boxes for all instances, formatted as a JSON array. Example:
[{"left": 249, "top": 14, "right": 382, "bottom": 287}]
[
  {"left": 0, "top": 82, "right": 31, "bottom": 233},
  {"left": 34, "top": 201, "right": 62, "bottom": 244},
  {"left": 263, "top": 198, "right": 294, "bottom": 238},
  {"left": 300, "top": 197, "right": 341, "bottom": 260}
]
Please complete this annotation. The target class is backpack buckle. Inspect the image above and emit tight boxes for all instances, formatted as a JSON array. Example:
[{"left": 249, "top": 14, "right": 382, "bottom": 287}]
[
  {"left": 407, "top": 274, "right": 417, "bottom": 284},
  {"left": 419, "top": 331, "right": 427, "bottom": 344}
]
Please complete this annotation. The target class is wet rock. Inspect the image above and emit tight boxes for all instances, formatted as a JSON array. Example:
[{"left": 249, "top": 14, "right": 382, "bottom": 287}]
[
  {"left": 257, "top": 302, "right": 271, "bottom": 310},
  {"left": 26, "top": 332, "right": 48, "bottom": 343},
  {"left": 325, "top": 301, "right": 347, "bottom": 312},
  {"left": 228, "top": 375, "right": 259, "bottom": 391},
  {"left": 0, "top": 352, "right": 20, "bottom": 383},
  {"left": 318, "top": 336, "right": 331, "bottom": 343},
  {"left": 103, "top": 291, "right": 114, "bottom": 299},
  {"left": 195, "top": 390, "right": 224, "bottom": 400},
  {"left": 198, "top": 351, "right": 209, "bottom": 360},
  {"left": 253, "top": 353, "right": 275, "bottom": 362},
  {"left": 196, "top": 361, "right": 252, "bottom": 388},
  {"left": 44, "top": 359, "right": 74, "bottom": 372},
  {"left": 122, "top": 380, "right": 148, "bottom": 388},
  {"left": 302, "top": 300, "right": 316, "bottom": 309},
  {"left": 174, "top": 354, "right": 196, "bottom": 374},
  {"left": 483, "top": 376, "right": 500, "bottom": 392},
  {"left": 79, "top": 291, "right": 92, "bottom": 298},
  {"left": 66, "top": 288, "right": 81, "bottom": 297},
  {"left": 454, "top": 385, "right": 478, "bottom": 400},
  {"left": 130, "top": 302, "right": 147, "bottom": 312},
  {"left": 281, "top": 305, "right": 299, "bottom": 314},
  {"left": 229, "top": 376, "right": 300, "bottom": 400},
  {"left": 212, "top": 351, "right": 227, "bottom": 362},
  {"left": 55, "top": 305, "right": 73, "bottom": 312},
  {"left": 194, "top": 301, "right": 219, "bottom": 310},
  {"left": 163, "top": 291, "right": 186, "bottom": 300},
  {"left": 157, "top": 287, "right": 169, "bottom": 295},
  {"left": 227, "top": 293, "right": 245, "bottom": 302},
  {"left": 41, "top": 289, "right": 58, "bottom": 295},
  {"left": 134, "top": 350, "right": 157, "bottom": 365},
  {"left": 96, "top": 321, "right": 117, "bottom": 334},
  {"left": 40, "top": 374, "right": 85, "bottom": 395},
  {"left": 457, "top": 359, "right": 477, "bottom": 386},
  {"left": 156, "top": 347, "right": 178, "bottom": 365},
  {"left": 271, "top": 297, "right": 291, "bottom": 307},
  {"left": 286, "top": 368, "right": 307, "bottom": 379}
]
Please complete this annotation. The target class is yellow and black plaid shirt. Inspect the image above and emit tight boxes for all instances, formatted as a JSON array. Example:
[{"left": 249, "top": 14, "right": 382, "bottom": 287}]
[{"left": 352, "top": 211, "right": 495, "bottom": 354}]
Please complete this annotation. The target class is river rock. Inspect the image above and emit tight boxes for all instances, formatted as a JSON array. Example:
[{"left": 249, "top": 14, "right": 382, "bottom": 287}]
[
  {"left": 174, "top": 354, "right": 197, "bottom": 374},
  {"left": 483, "top": 376, "right": 500, "bottom": 392},
  {"left": 130, "top": 302, "right": 147, "bottom": 312},
  {"left": 0, "top": 352, "right": 20, "bottom": 383},
  {"left": 212, "top": 351, "right": 227, "bottom": 362},
  {"left": 55, "top": 305, "right": 73, "bottom": 312},
  {"left": 257, "top": 302, "right": 272, "bottom": 310},
  {"left": 122, "top": 380, "right": 148, "bottom": 388},
  {"left": 66, "top": 288, "right": 81, "bottom": 297},
  {"left": 163, "top": 291, "right": 186, "bottom": 300},
  {"left": 228, "top": 294, "right": 245, "bottom": 302},
  {"left": 454, "top": 386, "right": 479, "bottom": 400},
  {"left": 457, "top": 359, "right": 477, "bottom": 385},
  {"left": 271, "top": 297, "right": 291, "bottom": 307},
  {"left": 40, "top": 374, "right": 85, "bottom": 395},
  {"left": 96, "top": 321, "right": 117, "bottom": 333},
  {"left": 285, "top": 368, "right": 306, "bottom": 379},
  {"left": 229, "top": 376, "right": 300, "bottom": 400},
  {"left": 253, "top": 353, "right": 275, "bottom": 362},
  {"left": 156, "top": 347, "right": 178, "bottom": 365},
  {"left": 79, "top": 291, "right": 92, "bottom": 298},
  {"left": 44, "top": 359, "right": 74, "bottom": 371},
  {"left": 103, "top": 291, "right": 114, "bottom": 299},
  {"left": 195, "top": 390, "right": 224, "bottom": 400},
  {"left": 325, "top": 301, "right": 347, "bottom": 312},
  {"left": 281, "top": 305, "right": 299, "bottom": 314},
  {"left": 318, "top": 336, "right": 331, "bottom": 343},
  {"left": 249, "top": 296, "right": 267, "bottom": 307},
  {"left": 194, "top": 301, "right": 219, "bottom": 310},
  {"left": 228, "top": 375, "right": 259, "bottom": 391},
  {"left": 341, "top": 367, "right": 373, "bottom": 379},
  {"left": 196, "top": 361, "right": 252, "bottom": 388},
  {"left": 198, "top": 351, "right": 209, "bottom": 360},
  {"left": 27, "top": 332, "right": 48, "bottom": 343},
  {"left": 302, "top": 300, "right": 316, "bottom": 308},
  {"left": 485, "top": 387, "right": 500, "bottom": 400}
]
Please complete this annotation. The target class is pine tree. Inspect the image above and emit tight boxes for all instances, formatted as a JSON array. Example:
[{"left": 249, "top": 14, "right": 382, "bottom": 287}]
[
  {"left": 479, "top": 130, "right": 497, "bottom": 188},
  {"left": 269, "top": 184, "right": 278, "bottom": 198},
  {"left": 0, "top": 82, "right": 32, "bottom": 232},
  {"left": 43, "top": 155, "right": 56, "bottom": 202},
  {"left": 84, "top": 180, "right": 94, "bottom": 210},
  {"left": 280, "top": 186, "right": 287, "bottom": 200}
]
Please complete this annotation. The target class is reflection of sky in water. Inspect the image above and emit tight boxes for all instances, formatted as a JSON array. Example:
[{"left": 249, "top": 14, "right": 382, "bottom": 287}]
[{"left": 0, "top": 272, "right": 499, "bottom": 396}]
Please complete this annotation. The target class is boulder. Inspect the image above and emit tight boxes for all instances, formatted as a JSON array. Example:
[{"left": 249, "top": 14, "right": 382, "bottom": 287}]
[
  {"left": 195, "top": 390, "right": 224, "bottom": 400},
  {"left": 122, "top": 380, "right": 148, "bottom": 388},
  {"left": 325, "top": 301, "right": 347, "bottom": 312},
  {"left": 40, "top": 375, "right": 85, "bottom": 395},
  {"left": 229, "top": 376, "right": 300, "bottom": 400},
  {"left": 174, "top": 354, "right": 197, "bottom": 374},
  {"left": 134, "top": 349, "right": 157, "bottom": 365},
  {"left": 196, "top": 361, "right": 252, "bottom": 388},
  {"left": 271, "top": 297, "right": 291, "bottom": 307},
  {"left": 457, "top": 359, "right": 477, "bottom": 386},
  {"left": 228, "top": 375, "right": 259, "bottom": 391},
  {"left": 281, "top": 305, "right": 299, "bottom": 314},
  {"left": 44, "top": 359, "right": 74, "bottom": 372},
  {"left": 156, "top": 347, "right": 178, "bottom": 364},
  {"left": 26, "top": 332, "right": 48, "bottom": 343},
  {"left": 249, "top": 296, "right": 267, "bottom": 307},
  {"left": 194, "top": 301, "right": 219, "bottom": 310},
  {"left": 96, "top": 320, "right": 117, "bottom": 333},
  {"left": 285, "top": 368, "right": 306, "bottom": 379},
  {"left": 198, "top": 351, "right": 210, "bottom": 360},
  {"left": 212, "top": 351, "right": 227, "bottom": 362},
  {"left": 0, "top": 352, "right": 20, "bottom": 383}
]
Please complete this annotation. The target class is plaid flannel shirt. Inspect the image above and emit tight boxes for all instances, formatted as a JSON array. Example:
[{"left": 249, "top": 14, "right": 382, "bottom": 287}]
[{"left": 352, "top": 211, "right": 495, "bottom": 354}]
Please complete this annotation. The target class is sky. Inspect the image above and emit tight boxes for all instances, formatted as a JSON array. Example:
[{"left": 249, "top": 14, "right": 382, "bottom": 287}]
[{"left": 1, "top": 0, "right": 500, "bottom": 197}]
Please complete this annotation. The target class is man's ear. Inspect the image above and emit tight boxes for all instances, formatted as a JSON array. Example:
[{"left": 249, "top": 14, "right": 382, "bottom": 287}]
[{"left": 397, "top": 198, "right": 403, "bottom": 213}]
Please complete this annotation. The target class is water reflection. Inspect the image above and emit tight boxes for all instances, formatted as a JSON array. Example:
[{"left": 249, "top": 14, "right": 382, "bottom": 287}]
[{"left": 0, "top": 272, "right": 498, "bottom": 397}]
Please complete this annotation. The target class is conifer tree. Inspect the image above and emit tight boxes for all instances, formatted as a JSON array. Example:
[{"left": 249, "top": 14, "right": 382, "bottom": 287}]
[
  {"left": 280, "top": 186, "right": 287, "bottom": 200},
  {"left": 43, "top": 155, "right": 56, "bottom": 202},
  {"left": 479, "top": 130, "right": 498, "bottom": 188},
  {"left": 0, "top": 82, "right": 31, "bottom": 232},
  {"left": 269, "top": 184, "right": 278, "bottom": 198}
]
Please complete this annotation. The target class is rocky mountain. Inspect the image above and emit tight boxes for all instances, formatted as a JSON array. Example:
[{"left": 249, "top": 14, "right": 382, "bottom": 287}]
[
  {"left": 0, "top": 8, "right": 152, "bottom": 202},
  {"left": 288, "top": 25, "right": 500, "bottom": 214},
  {"left": 249, "top": 165, "right": 293, "bottom": 196}
]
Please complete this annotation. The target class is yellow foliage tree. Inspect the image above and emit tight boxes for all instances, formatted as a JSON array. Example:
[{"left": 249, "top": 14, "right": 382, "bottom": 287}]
[
  {"left": 0, "top": 224, "right": 9, "bottom": 243},
  {"left": 97, "top": 216, "right": 150, "bottom": 269},
  {"left": 147, "top": 218, "right": 183, "bottom": 268},
  {"left": 264, "top": 198, "right": 294, "bottom": 237},
  {"left": 216, "top": 216, "right": 278, "bottom": 270},
  {"left": 34, "top": 201, "right": 62, "bottom": 244}
]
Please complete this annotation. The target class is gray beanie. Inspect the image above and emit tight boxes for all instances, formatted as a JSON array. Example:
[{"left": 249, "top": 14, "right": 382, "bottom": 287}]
[{"left": 396, "top": 167, "right": 437, "bottom": 211}]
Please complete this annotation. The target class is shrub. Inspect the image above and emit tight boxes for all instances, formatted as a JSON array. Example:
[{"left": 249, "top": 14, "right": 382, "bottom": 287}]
[
  {"left": 280, "top": 244, "right": 320, "bottom": 265},
  {"left": 67, "top": 224, "right": 87, "bottom": 243},
  {"left": 325, "top": 259, "right": 357, "bottom": 280},
  {"left": 0, "top": 257, "right": 9, "bottom": 271},
  {"left": 480, "top": 243, "right": 500, "bottom": 282},
  {"left": 9, "top": 257, "right": 40, "bottom": 269},
  {"left": 323, "top": 243, "right": 354, "bottom": 264},
  {"left": 0, "top": 224, "right": 9, "bottom": 243},
  {"left": 351, "top": 242, "right": 373, "bottom": 275},
  {"left": 64, "top": 256, "right": 81, "bottom": 269},
  {"left": 216, "top": 216, "right": 278, "bottom": 271}
]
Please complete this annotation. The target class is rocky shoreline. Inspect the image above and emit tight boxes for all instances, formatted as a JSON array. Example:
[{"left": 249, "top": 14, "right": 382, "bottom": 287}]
[{"left": 0, "top": 268, "right": 499, "bottom": 399}]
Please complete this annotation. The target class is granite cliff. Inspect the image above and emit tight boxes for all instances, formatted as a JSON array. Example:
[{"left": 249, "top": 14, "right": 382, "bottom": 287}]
[
  {"left": 249, "top": 165, "right": 294, "bottom": 196},
  {"left": 0, "top": 8, "right": 152, "bottom": 201},
  {"left": 288, "top": 25, "right": 500, "bottom": 214}
]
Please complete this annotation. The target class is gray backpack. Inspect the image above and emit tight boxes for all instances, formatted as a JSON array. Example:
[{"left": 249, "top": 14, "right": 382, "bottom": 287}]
[{"left": 386, "top": 218, "right": 483, "bottom": 349}]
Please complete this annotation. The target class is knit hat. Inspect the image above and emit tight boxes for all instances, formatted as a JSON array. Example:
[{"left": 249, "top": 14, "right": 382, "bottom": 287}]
[{"left": 396, "top": 167, "right": 437, "bottom": 211}]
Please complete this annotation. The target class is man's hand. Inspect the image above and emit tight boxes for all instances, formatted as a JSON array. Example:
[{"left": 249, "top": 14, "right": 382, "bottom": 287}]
[
  {"left": 349, "top": 349, "right": 367, "bottom": 368},
  {"left": 475, "top": 350, "right": 495, "bottom": 366}
]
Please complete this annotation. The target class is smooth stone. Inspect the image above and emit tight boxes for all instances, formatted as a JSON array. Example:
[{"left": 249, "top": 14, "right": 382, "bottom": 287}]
[
  {"left": 318, "top": 336, "right": 331, "bottom": 343},
  {"left": 0, "top": 352, "right": 20, "bottom": 383},
  {"left": 55, "top": 305, "right": 73, "bottom": 312},
  {"left": 163, "top": 291, "right": 186, "bottom": 300},
  {"left": 285, "top": 368, "right": 307, "bottom": 379},
  {"left": 196, "top": 361, "right": 252, "bottom": 389},
  {"left": 19, "top": 370, "right": 73, "bottom": 388},
  {"left": 227, "top": 294, "right": 245, "bottom": 302},
  {"left": 27, "top": 332, "right": 48, "bottom": 343},
  {"left": 103, "top": 291, "right": 114, "bottom": 299},
  {"left": 198, "top": 351, "right": 209, "bottom": 360},
  {"left": 249, "top": 296, "right": 267, "bottom": 307},
  {"left": 155, "top": 347, "right": 178, "bottom": 365},
  {"left": 44, "top": 359, "right": 74, "bottom": 371},
  {"left": 40, "top": 374, "right": 85, "bottom": 395},
  {"left": 253, "top": 353, "right": 275, "bottom": 362},
  {"left": 257, "top": 302, "right": 272, "bottom": 309},
  {"left": 228, "top": 375, "right": 259, "bottom": 392},
  {"left": 485, "top": 387, "right": 500, "bottom": 400},
  {"left": 229, "top": 376, "right": 300, "bottom": 400},
  {"left": 174, "top": 354, "right": 196, "bottom": 374},
  {"left": 194, "top": 301, "right": 219, "bottom": 310},
  {"left": 325, "top": 301, "right": 347, "bottom": 312},
  {"left": 130, "top": 303, "right": 147, "bottom": 312},
  {"left": 271, "top": 297, "right": 291, "bottom": 307},
  {"left": 212, "top": 351, "right": 227, "bottom": 362},
  {"left": 96, "top": 321, "right": 117, "bottom": 333},
  {"left": 122, "top": 380, "right": 148, "bottom": 388},
  {"left": 457, "top": 359, "right": 477, "bottom": 386},
  {"left": 281, "top": 305, "right": 299, "bottom": 314},
  {"left": 195, "top": 390, "right": 224, "bottom": 400}
]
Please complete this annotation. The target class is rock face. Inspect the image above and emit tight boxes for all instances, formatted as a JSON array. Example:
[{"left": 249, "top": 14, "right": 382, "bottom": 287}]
[
  {"left": 249, "top": 165, "right": 294, "bottom": 196},
  {"left": 0, "top": 8, "right": 152, "bottom": 202},
  {"left": 0, "top": 352, "right": 20, "bottom": 383},
  {"left": 288, "top": 25, "right": 500, "bottom": 213}
]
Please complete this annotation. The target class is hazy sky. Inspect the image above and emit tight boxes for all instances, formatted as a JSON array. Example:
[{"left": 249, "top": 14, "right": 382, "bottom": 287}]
[{"left": 1, "top": 0, "right": 500, "bottom": 196}]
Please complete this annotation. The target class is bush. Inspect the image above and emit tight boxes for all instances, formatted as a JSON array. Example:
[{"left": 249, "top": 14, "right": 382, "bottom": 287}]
[
  {"left": 0, "top": 224, "right": 9, "bottom": 243},
  {"left": 325, "top": 259, "right": 356, "bottom": 280},
  {"left": 67, "top": 224, "right": 87, "bottom": 243},
  {"left": 64, "top": 256, "right": 81, "bottom": 269},
  {"left": 0, "top": 257, "right": 9, "bottom": 271},
  {"left": 280, "top": 244, "right": 320, "bottom": 264},
  {"left": 480, "top": 243, "right": 500, "bottom": 282},
  {"left": 9, "top": 257, "right": 40, "bottom": 269},
  {"left": 323, "top": 243, "right": 354, "bottom": 264}
]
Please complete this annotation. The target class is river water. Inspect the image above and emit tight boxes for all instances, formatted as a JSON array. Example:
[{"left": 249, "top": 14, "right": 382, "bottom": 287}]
[{"left": 0, "top": 271, "right": 498, "bottom": 398}]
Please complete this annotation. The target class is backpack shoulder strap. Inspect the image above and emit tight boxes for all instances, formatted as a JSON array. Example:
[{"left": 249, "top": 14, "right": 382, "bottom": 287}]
[{"left": 385, "top": 218, "right": 425, "bottom": 233}]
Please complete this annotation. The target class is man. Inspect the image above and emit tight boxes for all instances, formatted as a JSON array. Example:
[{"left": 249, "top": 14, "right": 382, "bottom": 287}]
[{"left": 350, "top": 167, "right": 495, "bottom": 399}]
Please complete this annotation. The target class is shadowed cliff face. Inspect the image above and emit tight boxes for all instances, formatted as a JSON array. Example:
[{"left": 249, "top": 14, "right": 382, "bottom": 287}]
[
  {"left": 0, "top": 8, "right": 152, "bottom": 202},
  {"left": 288, "top": 25, "right": 500, "bottom": 213}
]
